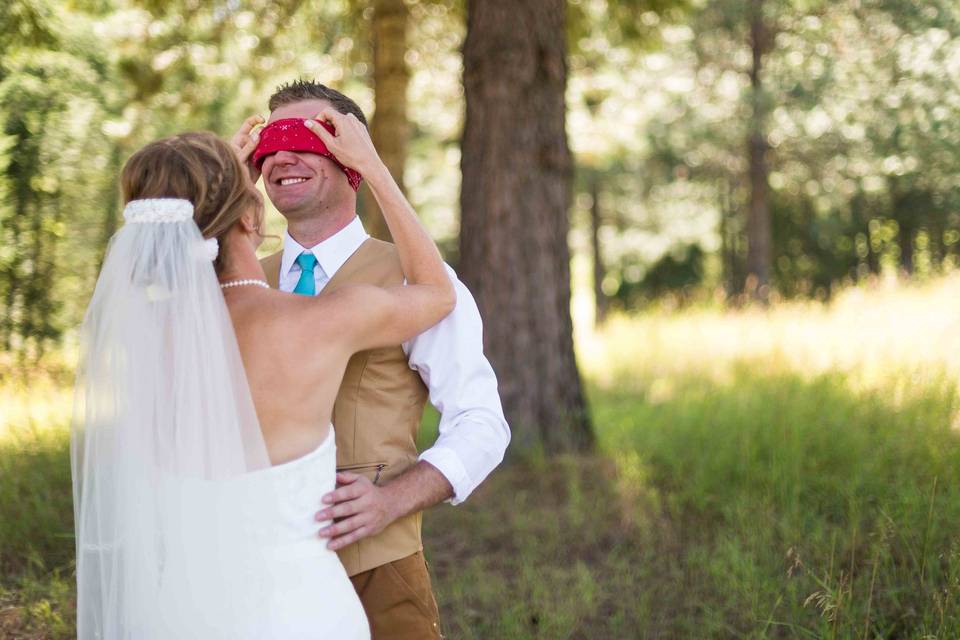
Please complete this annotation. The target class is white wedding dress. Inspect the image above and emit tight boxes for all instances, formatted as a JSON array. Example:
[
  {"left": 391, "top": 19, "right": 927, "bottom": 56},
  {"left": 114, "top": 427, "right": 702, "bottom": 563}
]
[
  {"left": 72, "top": 199, "right": 369, "bottom": 639},
  {"left": 153, "top": 428, "right": 369, "bottom": 639}
]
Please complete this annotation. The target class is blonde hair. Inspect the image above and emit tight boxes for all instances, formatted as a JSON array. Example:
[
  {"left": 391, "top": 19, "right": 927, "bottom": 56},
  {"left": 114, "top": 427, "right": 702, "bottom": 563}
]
[{"left": 120, "top": 131, "right": 264, "bottom": 272}]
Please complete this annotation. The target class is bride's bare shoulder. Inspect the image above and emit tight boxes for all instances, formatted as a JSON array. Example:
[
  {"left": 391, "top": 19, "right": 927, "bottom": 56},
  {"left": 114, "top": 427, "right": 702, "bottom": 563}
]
[{"left": 260, "top": 286, "right": 377, "bottom": 330}]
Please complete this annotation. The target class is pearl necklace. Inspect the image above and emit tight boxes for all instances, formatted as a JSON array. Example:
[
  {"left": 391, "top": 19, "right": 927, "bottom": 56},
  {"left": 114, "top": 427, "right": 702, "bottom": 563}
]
[{"left": 219, "top": 279, "right": 270, "bottom": 290}]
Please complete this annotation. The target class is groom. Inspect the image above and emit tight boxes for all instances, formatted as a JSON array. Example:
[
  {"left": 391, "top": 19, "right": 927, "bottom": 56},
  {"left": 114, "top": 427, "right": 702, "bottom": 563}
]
[{"left": 234, "top": 79, "right": 510, "bottom": 639}]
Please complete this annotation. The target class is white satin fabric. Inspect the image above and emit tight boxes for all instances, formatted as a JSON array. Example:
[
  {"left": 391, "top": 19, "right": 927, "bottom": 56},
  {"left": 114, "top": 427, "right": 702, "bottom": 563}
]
[{"left": 153, "top": 428, "right": 369, "bottom": 639}]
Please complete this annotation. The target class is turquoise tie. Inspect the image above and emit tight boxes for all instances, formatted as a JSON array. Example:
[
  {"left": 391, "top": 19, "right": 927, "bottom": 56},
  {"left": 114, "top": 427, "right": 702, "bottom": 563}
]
[{"left": 293, "top": 252, "right": 318, "bottom": 296}]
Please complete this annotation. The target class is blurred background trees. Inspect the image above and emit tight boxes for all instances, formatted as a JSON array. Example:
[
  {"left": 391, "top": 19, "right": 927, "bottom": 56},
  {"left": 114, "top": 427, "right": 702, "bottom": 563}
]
[{"left": 2, "top": 0, "right": 960, "bottom": 442}]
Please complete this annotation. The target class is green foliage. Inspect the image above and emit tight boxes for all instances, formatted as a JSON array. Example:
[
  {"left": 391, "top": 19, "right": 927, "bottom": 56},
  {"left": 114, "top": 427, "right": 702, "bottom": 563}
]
[
  {"left": 571, "top": 0, "right": 960, "bottom": 305},
  {"left": 0, "top": 0, "right": 476, "bottom": 359},
  {"left": 0, "top": 27, "right": 113, "bottom": 356}
]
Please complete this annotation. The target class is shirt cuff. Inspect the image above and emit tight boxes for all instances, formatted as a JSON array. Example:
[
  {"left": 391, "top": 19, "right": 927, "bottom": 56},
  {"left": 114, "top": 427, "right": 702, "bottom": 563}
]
[{"left": 418, "top": 445, "right": 471, "bottom": 506}]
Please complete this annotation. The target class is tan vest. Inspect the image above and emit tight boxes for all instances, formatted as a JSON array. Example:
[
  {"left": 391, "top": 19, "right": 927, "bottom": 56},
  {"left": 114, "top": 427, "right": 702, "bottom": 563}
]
[{"left": 261, "top": 239, "right": 429, "bottom": 576}]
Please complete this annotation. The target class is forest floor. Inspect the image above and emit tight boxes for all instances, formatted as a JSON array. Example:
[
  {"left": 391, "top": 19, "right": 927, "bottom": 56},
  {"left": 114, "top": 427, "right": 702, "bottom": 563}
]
[{"left": 3, "top": 274, "right": 960, "bottom": 638}]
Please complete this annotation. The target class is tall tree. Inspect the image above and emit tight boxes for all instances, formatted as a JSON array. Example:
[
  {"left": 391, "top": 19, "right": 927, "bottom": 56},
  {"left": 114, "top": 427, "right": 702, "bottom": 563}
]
[
  {"left": 361, "top": 0, "right": 411, "bottom": 241},
  {"left": 746, "top": 0, "right": 773, "bottom": 300},
  {"left": 460, "top": 0, "right": 592, "bottom": 452}
]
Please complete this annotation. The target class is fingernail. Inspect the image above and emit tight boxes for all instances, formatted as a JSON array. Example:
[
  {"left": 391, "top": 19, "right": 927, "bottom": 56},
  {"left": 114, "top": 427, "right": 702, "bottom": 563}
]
[
  {"left": 251, "top": 132, "right": 259, "bottom": 141},
  {"left": 323, "top": 495, "right": 332, "bottom": 504}
]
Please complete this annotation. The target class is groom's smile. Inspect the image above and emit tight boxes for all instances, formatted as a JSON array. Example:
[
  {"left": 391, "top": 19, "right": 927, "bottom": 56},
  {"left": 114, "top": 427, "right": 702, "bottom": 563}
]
[{"left": 261, "top": 149, "right": 339, "bottom": 214}]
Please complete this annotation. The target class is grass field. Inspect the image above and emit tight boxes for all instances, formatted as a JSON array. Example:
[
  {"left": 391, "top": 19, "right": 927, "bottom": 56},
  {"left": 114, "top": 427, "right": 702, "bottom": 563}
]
[{"left": 3, "top": 276, "right": 960, "bottom": 638}]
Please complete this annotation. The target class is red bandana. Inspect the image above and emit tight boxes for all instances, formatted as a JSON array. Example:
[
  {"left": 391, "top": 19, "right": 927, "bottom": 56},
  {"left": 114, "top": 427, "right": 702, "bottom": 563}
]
[{"left": 252, "top": 118, "right": 363, "bottom": 191}]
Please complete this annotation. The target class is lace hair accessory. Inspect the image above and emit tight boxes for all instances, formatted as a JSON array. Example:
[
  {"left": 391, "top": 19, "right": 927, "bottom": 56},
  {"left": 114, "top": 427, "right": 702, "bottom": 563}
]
[
  {"left": 252, "top": 118, "right": 363, "bottom": 192},
  {"left": 123, "top": 198, "right": 218, "bottom": 261},
  {"left": 123, "top": 198, "right": 194, "bottom": 223}
]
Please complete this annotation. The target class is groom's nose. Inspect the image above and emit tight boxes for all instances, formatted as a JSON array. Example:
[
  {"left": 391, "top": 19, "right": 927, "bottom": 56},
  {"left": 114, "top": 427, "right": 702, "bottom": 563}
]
[{"left": 272, "top": 150, "right": 300, "bottom": 165}]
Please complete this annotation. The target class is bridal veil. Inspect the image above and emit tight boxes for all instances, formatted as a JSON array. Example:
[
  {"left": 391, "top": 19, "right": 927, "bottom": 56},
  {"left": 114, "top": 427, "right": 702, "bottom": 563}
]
[{"left": 71, "top": 198, "right": 272, "bottom": 639}]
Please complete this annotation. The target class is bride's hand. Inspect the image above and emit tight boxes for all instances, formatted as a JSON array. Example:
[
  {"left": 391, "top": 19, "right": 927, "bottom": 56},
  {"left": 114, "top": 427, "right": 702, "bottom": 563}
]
[
  {"left": 305, "top": 109, "right": 383, "bottom": 176},
  {"left": 229, "top": 114, "right": 265, "bottom": 183}
]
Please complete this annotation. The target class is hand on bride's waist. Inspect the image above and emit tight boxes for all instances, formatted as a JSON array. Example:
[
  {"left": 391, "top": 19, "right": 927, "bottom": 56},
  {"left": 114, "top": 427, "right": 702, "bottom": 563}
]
[{"left": 315, "top": 460, "right": 453, "bottom": 551}]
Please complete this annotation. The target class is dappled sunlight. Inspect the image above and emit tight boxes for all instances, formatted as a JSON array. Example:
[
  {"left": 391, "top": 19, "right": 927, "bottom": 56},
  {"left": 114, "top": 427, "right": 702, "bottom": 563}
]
[{"left": 0, "top": 382, "right": 74, "bottom": 443}]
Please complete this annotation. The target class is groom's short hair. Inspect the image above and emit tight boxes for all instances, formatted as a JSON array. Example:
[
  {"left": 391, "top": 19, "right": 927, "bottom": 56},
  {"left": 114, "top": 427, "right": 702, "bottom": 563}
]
[{"left": 268, "top": 79, "right": 369, "bottom": 128}]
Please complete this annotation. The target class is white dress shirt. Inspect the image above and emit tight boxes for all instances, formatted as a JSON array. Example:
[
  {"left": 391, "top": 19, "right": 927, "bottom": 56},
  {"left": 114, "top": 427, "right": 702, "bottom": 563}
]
[{"left": 277, "top": 217, "right": 510, "bottom": 504}]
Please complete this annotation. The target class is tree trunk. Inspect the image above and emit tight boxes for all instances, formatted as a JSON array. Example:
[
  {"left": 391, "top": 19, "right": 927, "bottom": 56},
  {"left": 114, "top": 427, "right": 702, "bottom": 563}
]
[
  {"left": 890, "top": 185, "right": 915, "bottom": 276},
  {"left": 897, "top": 213, "right": 915, "bottom": 275},
  {"left": 362, "top": 0, "right": 410, "bottom": 241},
  {"left": 852, "top": 190, "right": 880, "bottom": 276},
  {"left": 460, "top": 0, "right": 592, "bottom": 452},
  {"left": 745, "top": 0, "right": 772, "bottom": 302},
  {"left": 719, "top": 178, "right": 739, "bottom": 298},
  {"left": 590, "top": 176, "right": 608, "bottom": 326}
]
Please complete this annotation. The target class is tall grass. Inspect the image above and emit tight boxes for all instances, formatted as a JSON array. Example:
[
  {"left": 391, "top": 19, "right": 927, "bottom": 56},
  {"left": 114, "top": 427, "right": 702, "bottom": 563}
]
[
  {"left": 0, "top": 375, "right": 75, "bottom": 638},
  {"left": 3, "top": 275, "right": 960, "bottom": 637}
]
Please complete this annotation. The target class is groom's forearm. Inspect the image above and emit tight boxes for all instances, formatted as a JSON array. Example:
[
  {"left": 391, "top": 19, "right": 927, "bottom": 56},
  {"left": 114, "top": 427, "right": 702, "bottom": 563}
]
[{"left": 382, "top": 461, "right": 454, "bottom": 521}]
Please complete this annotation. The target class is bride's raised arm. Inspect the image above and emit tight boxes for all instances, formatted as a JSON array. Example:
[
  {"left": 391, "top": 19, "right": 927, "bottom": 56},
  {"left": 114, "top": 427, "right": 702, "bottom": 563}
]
[{"left": 306, "top": 109, "right": 456, "bottom": 350}]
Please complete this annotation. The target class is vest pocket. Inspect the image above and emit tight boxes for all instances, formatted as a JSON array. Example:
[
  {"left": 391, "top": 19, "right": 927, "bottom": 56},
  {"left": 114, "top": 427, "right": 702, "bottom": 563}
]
[{"left": 337, "top": 462, "right": 387, "bottom": 485}]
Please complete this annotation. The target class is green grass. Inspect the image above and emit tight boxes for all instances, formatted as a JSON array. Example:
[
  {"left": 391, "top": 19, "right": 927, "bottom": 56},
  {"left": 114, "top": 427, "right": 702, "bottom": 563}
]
[
  {"left": 0, "top": 380, "right": 75, "bottom": 639},
  {"left": 418, "top": 367, "right": 960, "bottom": 639},
  {"left": 4, "top": 277, "right": 960, "bottom": 638}
]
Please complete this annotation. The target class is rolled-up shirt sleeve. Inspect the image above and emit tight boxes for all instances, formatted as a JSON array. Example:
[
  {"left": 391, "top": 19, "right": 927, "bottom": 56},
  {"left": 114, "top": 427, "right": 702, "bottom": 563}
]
[{"left": 404, "top": 265, "right": 511, "bottom": 505}]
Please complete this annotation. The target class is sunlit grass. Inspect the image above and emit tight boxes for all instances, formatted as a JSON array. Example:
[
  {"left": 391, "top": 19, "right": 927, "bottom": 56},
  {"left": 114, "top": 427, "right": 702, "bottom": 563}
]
[
  {"left": 579, "top": 273, "right": 960, "bottom": 397},
  {"left": 0, "top": 382, "right": 74, "bottom": 442}
]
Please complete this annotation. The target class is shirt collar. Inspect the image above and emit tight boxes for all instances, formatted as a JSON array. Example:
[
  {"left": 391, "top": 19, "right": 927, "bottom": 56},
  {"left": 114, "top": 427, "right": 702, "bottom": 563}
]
[{"left": 281, "top": 216, "right": 369, "bottom": 279}]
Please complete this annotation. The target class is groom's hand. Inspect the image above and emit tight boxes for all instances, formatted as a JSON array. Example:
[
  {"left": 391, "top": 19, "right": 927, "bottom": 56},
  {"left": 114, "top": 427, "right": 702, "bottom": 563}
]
[
  {"left": 316, "top": 461, "right": 454, "bottom": 551},
  {"left": 316, "top": 472, "right": 399, "bottom": 551}
]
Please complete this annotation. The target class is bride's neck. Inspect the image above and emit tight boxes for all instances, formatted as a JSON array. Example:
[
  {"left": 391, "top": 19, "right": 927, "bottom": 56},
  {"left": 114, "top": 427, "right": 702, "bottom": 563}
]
[{"left": 217, "top": 229, "right": 268, "bottom": 284}]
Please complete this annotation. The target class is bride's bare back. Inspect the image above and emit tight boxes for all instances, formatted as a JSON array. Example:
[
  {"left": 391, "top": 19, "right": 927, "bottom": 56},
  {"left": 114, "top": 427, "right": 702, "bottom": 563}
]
[
  {"left": 228, "top": 278, "right": 453, "bottom": 464},
  {"left": 226, "top": 290, "right": 345, "bottom": 463}
]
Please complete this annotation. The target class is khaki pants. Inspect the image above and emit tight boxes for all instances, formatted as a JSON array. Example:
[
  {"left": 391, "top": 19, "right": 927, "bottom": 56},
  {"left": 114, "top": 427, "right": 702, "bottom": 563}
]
[{"left": 350, "top": 551, "right": 442, "bottom": 640}]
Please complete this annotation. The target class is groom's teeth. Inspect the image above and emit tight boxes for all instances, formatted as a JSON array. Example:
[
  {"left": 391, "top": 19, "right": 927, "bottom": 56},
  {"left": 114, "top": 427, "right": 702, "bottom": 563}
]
[{"left": 280, "top": 178, "right": 307, "bottom": 186}]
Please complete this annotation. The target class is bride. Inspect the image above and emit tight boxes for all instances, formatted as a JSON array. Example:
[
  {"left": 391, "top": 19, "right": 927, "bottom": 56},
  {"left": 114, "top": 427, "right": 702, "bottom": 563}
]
[{"left": 70, "top": 109, "right": 455, "bottom": 638}]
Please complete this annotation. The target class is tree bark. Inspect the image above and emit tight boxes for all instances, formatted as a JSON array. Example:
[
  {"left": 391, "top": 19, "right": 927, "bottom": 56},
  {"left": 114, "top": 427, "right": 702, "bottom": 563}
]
[
  {"left": 746, "top": 0, "right": 772, "bottom": 302},
  {"left": 362, "top": 0, "right": 410, "bottom": 241},
  {"left": 460, "top": 0, "right": 592, "bottom": 452}
]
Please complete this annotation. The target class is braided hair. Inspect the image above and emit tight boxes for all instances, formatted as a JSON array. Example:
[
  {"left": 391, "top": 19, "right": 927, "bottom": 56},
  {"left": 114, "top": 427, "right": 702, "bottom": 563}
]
[{"left": 121, "top": 132, "right": 264, "bottom": 273}]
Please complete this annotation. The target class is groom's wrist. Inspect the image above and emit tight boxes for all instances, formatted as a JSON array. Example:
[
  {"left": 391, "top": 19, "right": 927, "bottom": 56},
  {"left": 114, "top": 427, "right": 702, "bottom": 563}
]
[
  {"left": 379, "top": 461, "right": 452, "bottom": 524},
  {"left": 379, "top": 480, "right": 408, "bottom": 524}
]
